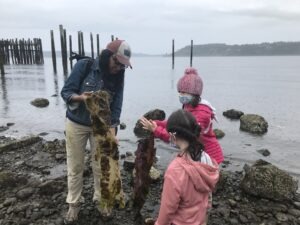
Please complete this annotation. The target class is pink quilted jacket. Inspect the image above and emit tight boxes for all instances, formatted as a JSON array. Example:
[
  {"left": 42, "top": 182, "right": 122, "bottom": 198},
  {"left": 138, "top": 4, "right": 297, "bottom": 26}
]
[{"left": 154, "top": 103, "right": 224, "bottom": 164}]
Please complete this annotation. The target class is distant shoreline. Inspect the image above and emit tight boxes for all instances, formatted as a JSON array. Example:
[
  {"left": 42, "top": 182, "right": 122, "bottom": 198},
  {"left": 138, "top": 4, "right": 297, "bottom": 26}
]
[
  {"left": 169, "top": 41, "right": 300, "bottom": 57},
  {"left": 44, "top": 41, "right": 300, "bottom": 57},
  {"left": 43, "top": 52, "right": 300, "bottom": 58}
]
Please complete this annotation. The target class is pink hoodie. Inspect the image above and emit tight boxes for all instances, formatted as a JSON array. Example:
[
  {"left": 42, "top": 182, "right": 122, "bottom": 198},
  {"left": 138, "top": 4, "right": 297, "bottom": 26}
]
[{"left": 155, "top": 156, "right": 219, "bottom": 225}]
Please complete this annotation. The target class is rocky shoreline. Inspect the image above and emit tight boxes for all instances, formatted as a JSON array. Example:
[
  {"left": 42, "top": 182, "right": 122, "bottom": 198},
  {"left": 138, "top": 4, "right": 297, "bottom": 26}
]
[{"left": 0, "top": 136, "right": 300, "bottom": 225}]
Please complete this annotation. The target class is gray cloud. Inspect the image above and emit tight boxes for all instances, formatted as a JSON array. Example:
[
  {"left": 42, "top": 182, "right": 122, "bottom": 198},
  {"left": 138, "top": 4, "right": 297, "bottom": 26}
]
[
  {"left": 220, "top": 7, "right": 300, "bottom": 21},
  {"left": 1, "top": 0, "right": 300, "bottom": 54}
]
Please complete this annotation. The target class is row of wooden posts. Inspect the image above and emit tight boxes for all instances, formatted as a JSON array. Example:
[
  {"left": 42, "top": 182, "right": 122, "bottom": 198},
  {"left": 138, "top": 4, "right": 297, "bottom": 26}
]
[
  {"left": 51, "top": 24, "right": 116, "bottom": 75},
  {"left": 52, "top": 25, "right": 195, "bottom": 75},
  {"left": 0, "top": 38, "right": 44, "bottom": 75},
  {"left": 0, "top": 24, "right": 195, "bottom": 76}
]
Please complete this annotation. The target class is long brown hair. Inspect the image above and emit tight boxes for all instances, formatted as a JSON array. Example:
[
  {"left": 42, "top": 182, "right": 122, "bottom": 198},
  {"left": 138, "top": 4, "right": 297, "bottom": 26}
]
[
  {"left": 190, "top": 95, "right": 200, "bottom": 107},
  {"left": 166, "top": 109, "right": 204, "bottom": 161}
]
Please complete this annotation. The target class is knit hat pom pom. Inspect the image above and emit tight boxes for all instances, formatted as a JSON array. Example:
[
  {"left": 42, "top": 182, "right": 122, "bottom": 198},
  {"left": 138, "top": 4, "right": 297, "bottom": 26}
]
[{"left": 184, "top": 67, "right": 198, "bottom": 76}]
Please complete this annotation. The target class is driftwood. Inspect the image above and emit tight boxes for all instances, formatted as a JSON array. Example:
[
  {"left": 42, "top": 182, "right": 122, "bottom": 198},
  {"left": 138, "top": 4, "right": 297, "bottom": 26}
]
[{"left": 85, "top": 90, "right": 125, "bottom": 214}]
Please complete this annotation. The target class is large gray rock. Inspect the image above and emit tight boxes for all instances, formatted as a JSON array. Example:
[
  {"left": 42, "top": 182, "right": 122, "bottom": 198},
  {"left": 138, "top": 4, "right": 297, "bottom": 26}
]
[
  {"left": 134, "top": 109, "right": 166, "bottom": 138},
  {"left": 223, "top": 109, "right": 244, "bottom": 119},
  {"left": 240, "top": 114, "right": 268, "bottom": 134},
  {"left": 30, "top": 98, "right": 49, "bottom": 107},
  {"left": 241, "top": 160, "right": 298, "bottom": 201}
]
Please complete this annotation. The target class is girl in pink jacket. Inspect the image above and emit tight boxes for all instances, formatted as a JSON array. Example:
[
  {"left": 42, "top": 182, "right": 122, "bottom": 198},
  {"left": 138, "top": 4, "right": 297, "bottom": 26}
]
[
  {"left": 142, "top": 67, "right": 224, "bottom": 164},
  {"left": 143, "top": 109, "right": 219, "bottom": 225}
]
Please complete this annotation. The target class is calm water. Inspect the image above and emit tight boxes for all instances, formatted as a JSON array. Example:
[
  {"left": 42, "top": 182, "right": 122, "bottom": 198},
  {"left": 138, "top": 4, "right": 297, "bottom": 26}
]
[{"left": 1, "top": 56, "right": 300, "bottom": 176}]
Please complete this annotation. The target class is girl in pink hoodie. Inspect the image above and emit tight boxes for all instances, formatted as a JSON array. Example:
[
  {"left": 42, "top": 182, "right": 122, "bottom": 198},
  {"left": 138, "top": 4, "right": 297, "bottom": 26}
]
[{"left": 142, "top": 109, "right": 219, "bottom": 225}]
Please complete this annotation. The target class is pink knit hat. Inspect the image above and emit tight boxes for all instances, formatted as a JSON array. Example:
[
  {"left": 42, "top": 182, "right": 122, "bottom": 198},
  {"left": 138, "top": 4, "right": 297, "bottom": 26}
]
[{"left": 177, "top": 68, "right": 203, "bottom": 96}]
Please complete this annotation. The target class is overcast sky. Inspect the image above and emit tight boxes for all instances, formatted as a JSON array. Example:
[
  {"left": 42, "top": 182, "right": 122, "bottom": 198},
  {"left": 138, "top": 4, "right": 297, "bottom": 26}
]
[{"left": 1, "top": 0, "right": 300, "bottom": 54}]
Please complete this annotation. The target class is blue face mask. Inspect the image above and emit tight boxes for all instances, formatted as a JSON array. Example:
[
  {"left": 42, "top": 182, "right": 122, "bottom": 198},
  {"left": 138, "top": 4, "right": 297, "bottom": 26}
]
[
  {"left": 179, "top": 94, "right": 193, "bottom": 105},
  {"left": 170, "top": 142, "right": 177, "bottom": 148},
  {"left": 169, "top": 132, "right": 178, "bottom": 148}
]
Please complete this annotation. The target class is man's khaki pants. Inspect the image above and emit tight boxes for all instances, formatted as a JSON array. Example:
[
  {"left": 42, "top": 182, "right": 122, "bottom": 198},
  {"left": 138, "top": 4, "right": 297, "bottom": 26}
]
[{"left": 65, "top": 118, "right": 101, "bottom": 204}]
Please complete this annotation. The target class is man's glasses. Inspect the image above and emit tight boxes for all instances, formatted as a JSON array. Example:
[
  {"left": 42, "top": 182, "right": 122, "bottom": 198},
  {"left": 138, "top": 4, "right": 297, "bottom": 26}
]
[{"left": 112, "top": 55, "right": 128, "bottom": 70}]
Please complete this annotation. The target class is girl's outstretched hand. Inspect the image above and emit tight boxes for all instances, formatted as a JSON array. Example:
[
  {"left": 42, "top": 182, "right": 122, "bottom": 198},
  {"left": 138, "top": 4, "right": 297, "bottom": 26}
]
[{"left": 140, "top": 117, "right": 157, "bottom": 132}]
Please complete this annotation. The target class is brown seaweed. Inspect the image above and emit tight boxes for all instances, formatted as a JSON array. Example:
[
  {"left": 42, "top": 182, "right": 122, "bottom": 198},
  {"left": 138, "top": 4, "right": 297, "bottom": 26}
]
[
  {"left": 132, "top": 136, "right": 156, "bottom": 213},
  {"left": 85, "top": 90, "right": 125, "bottom": 214},
  {"left": 131, "top": 109, "right": 165, "bottom": 215}
]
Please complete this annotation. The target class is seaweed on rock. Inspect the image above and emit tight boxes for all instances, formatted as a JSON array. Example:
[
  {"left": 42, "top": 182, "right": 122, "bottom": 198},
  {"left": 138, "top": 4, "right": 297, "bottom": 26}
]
[
  {"left": 131, "top": 109, "right": 165, "bottom": 216},
  {"left": 132, "top": 136, "right": 156, "bottom": 213}
]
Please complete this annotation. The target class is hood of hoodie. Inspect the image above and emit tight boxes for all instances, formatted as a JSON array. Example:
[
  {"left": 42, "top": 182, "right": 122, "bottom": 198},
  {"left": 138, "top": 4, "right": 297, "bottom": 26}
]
[{"left": 176, "top": 156, "right": 219, "bottom": 193}]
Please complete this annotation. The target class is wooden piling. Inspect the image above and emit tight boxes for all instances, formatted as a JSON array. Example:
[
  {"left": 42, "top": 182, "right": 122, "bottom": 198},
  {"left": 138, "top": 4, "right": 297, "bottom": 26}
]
[
  {"left": 59, "top": 25, "right": 68, "bottom": 75},
  {"left": 28, "top": 39, "right": 33, "bottom": 64},
  {"left": 111, "top": 35, "right": 114, "bottom": 41},
  {"left": 0, "top": 50, "right": 4, "bottom": 75},
  {"left": 9, "top": 41, "right": 14, "bottom": 64},
  {"left": 39, "top": 38, "right": 44, "bottom": 64},
  {"left": 96, "top": 34, "right": 100, "bottom": 57},
  {"left": 90, "top": 32, "right": 94, "bottom": 59},
  {"left": 50, "top": 30, "right": 57, "bottom": 73},
  {"left": 63, "top": 29, "right": 67, "bottom": 57},
  {"left": 4, "top": 40, "right": 10, "bottom": 64},
  {"left": 69, "top": 35, "right": 73, "bottom": 69},
  {"left": 78, "top": 31, "right": 82, "bottom": 55},
  {"left": 190, "top": 40, "right": 193, "bottom": 67},
  {"left": 172, "top": 39, "right": 175, "bottom": 69},
  {"left": 80, "top": 32, "right": 85, "bottom": 56},
  {"left": 14, "top": 39, "right": 20, "bottom": 64},
  {"left": 20, "top": 39, "right": 25, "bottom": 64}
]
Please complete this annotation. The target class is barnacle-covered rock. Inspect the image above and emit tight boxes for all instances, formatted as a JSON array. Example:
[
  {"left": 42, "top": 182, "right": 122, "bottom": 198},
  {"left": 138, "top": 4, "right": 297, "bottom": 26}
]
[
  {"left": 241, "top": 160, "right": 298, "bottom": 201},
  {"left": 240, "top": 114, "right": 268, "bottom": 135},
  {"left": 30, "top": 98, "right": 49, "bottom": 107}
]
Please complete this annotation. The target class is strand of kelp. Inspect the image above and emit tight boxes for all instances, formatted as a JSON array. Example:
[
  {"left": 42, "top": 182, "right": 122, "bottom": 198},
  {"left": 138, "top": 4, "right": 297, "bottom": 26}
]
[{"left": 85, "top": 90, "right": 125, "bottom": 215}]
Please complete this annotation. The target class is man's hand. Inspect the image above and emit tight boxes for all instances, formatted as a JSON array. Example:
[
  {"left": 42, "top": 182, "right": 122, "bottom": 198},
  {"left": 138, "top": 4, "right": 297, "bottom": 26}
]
[
  {"left": 71, "top": 91, "right": 94, "bottom": 102},
  {"left": 80, "top": 91, "right": 94, "bottom": 101},
  {"left": 109, "top": 127, "right": 119, "bottom": 145}
]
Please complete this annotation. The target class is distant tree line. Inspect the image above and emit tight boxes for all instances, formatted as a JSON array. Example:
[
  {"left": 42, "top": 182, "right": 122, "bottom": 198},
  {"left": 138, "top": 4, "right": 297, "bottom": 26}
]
[{"left": 172, "top": 42, "right": 300, "bottom": 56}]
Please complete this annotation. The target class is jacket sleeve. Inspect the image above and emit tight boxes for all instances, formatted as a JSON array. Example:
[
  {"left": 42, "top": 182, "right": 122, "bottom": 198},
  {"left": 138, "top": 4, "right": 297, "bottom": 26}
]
[
  {"left": 110, "top": 81, "right": 124, "bottom": 127},
  {"left": 155, "top": 170, "right": 181, "bottom": 225},
  {"left": 194, "top": 108, "right": 212, "bottom": 134},
  {"left": 60, "top": 60, "right": 89, "bottom": 104},
  {"left": 153, "top": 120, "right": 170, "bottom": 142}
]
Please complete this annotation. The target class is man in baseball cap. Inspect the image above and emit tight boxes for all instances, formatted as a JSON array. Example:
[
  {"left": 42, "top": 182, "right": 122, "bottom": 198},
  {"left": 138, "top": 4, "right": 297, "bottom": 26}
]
[{"left": 61, "top": 39, "right": 132, "bottom": 223}]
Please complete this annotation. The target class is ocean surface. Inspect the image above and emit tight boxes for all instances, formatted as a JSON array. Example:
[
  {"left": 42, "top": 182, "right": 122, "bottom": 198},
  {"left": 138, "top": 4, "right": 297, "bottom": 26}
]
[{"left": 1, "top": 55, "right": 300, "bottom": 178}]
